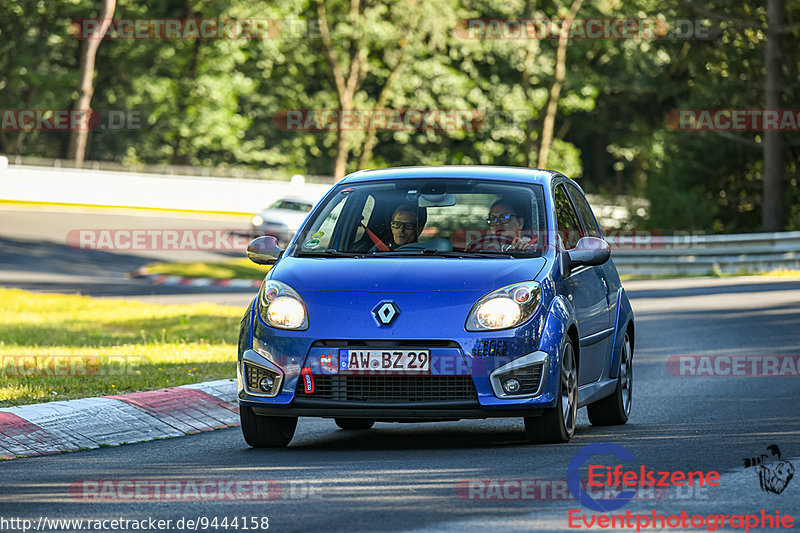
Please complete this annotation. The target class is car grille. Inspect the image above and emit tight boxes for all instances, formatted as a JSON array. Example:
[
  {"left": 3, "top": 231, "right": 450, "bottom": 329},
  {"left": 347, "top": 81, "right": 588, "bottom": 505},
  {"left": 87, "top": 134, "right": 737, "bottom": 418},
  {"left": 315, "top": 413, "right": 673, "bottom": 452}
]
[{"left": 297, "top": 375, "right": 478, "bottom": 403}]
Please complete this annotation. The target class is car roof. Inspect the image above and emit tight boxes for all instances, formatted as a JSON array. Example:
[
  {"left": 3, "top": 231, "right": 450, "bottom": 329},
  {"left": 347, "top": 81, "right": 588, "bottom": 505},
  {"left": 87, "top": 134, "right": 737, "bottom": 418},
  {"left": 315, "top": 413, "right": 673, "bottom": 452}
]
[
  {"left": 270, "top": 197, "right": 316, "bottom": 205},
  {"left": 339, "top": 166, "right": 563, "bottom": 186}
]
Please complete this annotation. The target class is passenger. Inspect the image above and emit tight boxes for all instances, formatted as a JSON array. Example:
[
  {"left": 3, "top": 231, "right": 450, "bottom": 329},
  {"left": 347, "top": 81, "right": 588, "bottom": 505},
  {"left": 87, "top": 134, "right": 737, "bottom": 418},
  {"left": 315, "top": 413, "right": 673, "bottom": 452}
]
[{"left": 389, "top": 204, "right": 427, "bottom": 249}]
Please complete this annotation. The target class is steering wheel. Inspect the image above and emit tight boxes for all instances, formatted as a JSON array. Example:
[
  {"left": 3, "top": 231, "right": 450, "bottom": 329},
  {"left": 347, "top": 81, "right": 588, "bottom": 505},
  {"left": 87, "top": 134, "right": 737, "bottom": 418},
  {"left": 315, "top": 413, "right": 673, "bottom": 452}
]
[
  {"left": 466, "top": 233, "right": 516, "bottom": 252},
  {"left": 395, "top": 238, "right": 454, "bottom": 252}
]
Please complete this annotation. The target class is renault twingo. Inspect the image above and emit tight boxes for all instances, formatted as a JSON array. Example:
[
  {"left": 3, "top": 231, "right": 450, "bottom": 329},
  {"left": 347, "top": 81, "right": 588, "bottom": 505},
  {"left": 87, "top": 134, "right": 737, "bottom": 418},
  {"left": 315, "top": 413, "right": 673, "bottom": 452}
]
[{"left": 237, "top": 166, "right": 634, "bottom": 447}]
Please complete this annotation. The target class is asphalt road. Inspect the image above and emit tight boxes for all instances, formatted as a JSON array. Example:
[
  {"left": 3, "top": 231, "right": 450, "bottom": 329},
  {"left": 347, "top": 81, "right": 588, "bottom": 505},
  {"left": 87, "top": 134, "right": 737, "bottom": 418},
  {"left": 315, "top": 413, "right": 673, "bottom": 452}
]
[
  {"left": 2, "top": 276, "right": 799, "bottom": 532},
  {"left": 0, "top": 206, "right": 256, "bottom": 306}
]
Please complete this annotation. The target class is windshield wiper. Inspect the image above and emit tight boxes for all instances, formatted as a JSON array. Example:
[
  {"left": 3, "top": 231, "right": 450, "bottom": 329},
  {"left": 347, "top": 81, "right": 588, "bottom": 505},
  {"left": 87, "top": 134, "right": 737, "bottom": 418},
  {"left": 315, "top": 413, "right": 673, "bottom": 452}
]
[
  {"left": 369, "top": 249, "right": 515, "bottom": 259},
  {"left": 297, "top": 249, "right": 365, "bottom": 257}
]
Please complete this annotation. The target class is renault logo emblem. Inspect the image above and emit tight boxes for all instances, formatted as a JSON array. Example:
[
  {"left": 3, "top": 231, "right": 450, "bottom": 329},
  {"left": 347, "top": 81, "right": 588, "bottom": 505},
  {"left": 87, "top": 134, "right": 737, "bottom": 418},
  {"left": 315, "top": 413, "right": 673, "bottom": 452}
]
[{"left": 373, "top": 301, "right": 400, "bottom": 326}]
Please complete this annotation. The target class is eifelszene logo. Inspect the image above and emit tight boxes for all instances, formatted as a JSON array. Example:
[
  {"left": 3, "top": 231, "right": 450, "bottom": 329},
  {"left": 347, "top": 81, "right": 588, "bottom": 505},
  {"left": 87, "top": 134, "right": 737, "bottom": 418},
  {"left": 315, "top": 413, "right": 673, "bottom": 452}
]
[
  {"left": 567, "top": 442, "right": 721, "bottom": 512},
  {"left": 743, "top": 445, "right": 795, "bottom": 495}
]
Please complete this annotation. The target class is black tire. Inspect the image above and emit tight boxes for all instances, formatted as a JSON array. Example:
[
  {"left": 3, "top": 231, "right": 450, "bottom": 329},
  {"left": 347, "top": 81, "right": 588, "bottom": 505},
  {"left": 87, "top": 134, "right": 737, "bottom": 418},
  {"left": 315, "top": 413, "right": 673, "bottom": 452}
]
[
  {"left": 240, "top": 405, "right": 297, "bottom": 447},
  {"left": 335, "top": 418, "right": 375, "bottom": 430},
  {"left": 587, "top": 330, "right": 632, "bottom": 426},
  {"left": 524, "top": 338, "right": 578, "bottom": 444}
]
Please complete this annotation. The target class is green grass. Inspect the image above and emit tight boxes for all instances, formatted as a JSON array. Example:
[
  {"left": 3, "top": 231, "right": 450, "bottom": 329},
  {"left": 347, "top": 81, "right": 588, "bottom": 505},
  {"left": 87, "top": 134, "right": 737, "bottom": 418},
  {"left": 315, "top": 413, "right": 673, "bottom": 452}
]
[
  {"left": 142, "top": 258, "right": 269, "bottom": 280},
  {"left": 0, "top": 288, "right": 244, "bottom": 407}
]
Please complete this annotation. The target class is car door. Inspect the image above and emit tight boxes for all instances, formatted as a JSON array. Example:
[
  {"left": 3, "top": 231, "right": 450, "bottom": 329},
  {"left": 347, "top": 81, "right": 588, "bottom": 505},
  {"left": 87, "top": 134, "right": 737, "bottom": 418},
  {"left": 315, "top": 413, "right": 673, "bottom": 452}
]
[{"left": 554, "top": 183, "right": 612, "bottom": 385}]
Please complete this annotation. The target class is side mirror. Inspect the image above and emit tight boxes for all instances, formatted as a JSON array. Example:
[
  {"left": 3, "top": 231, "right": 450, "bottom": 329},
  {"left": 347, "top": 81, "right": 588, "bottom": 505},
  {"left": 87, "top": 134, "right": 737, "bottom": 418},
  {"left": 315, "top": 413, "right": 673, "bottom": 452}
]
[
  {"left": 247, "top": 236, "right": 283, "bottom": 265},
  {"left": 561, "top": 236, "right": 610, "bottom": 276}
]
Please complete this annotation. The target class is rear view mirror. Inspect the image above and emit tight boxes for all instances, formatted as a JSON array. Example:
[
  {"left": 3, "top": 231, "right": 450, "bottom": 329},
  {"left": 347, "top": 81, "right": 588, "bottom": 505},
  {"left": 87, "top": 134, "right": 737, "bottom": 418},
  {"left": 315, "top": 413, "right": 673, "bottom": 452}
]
[
  {"left": 419, "top": 193, "right": 457, "bottom": 207},
  {"left": 247, "top": 236, "right": 283, "bottom": 265}
]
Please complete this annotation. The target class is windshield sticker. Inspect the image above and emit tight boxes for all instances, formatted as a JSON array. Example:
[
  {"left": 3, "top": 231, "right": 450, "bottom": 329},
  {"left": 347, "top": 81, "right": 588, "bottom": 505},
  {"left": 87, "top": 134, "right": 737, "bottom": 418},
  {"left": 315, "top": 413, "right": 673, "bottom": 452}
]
[
  {"left": 303, "top": 239, "right": 321, "bottom": 249},
  {"left": 311, "top": 231, "right": 324, "bottom": 239}
]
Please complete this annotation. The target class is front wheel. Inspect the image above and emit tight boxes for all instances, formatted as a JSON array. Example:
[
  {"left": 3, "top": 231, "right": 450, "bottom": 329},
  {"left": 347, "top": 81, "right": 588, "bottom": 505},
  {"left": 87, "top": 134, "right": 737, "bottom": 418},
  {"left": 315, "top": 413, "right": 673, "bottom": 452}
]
[
  {"left": 587, "top": 330, "right": 632, "bottom": 426},
  {"left": 240, "top": 406, "right": 297, "bottom": 447},
  {"left": 524, "top": 338, "right": 577, "bottom": 444}
]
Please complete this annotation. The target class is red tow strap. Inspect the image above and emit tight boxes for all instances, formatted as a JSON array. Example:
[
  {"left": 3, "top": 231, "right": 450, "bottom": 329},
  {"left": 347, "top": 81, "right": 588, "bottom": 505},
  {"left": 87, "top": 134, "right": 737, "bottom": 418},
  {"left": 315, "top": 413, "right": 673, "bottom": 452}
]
[{"left": 301, "top": 367, "right": 315, "bottom": 394}]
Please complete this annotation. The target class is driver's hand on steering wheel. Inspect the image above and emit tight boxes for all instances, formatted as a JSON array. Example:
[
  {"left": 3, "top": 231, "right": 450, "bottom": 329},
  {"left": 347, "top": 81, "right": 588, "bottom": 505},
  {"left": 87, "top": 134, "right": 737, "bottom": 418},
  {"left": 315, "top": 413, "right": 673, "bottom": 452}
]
[{"left": 504, "top": 236, "right": 534, "bottom": 251}]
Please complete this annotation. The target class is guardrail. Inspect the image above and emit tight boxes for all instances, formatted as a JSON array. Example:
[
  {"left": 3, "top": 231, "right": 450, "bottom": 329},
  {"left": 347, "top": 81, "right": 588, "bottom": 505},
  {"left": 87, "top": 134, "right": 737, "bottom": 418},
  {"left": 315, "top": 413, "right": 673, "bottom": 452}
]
[{"left": 607, "top": 231, "right": 800, "bottom": 275}]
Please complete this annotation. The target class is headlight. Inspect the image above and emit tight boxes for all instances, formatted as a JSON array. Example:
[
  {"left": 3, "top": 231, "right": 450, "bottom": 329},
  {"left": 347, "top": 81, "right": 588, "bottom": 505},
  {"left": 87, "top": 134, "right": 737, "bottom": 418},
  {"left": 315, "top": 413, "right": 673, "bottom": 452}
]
[
  {"left": 258, "top": 280, "right": 308, "bottom": 330},
  {"left": 466, "top": 281, "right": 542, "bottom": 331},
  {"left": 251, "top": 214, "right": 264, "bottom": 226}
]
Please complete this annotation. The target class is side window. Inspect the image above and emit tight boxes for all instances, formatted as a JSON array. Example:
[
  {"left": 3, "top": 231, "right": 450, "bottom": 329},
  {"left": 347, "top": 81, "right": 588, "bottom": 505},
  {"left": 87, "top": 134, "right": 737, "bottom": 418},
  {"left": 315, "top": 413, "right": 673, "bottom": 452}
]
[
  {"left": 353, "top": 195, "right": 376, "bottom": 242},
  {"left": 566, "top": 183, "right": 602, "bottom": 238},
  {"left": 554, "top": 185, "right": 582, "bottom": 249},
  {"left": 310, "top": 199, "right": 346, "bottom": 249}
]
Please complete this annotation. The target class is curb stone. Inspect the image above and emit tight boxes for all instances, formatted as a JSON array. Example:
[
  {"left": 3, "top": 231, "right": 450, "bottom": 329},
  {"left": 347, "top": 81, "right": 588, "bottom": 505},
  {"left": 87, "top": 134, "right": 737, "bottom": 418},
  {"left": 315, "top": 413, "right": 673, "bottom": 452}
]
[
  {"left": 0, "top": 379, "right": 239, "bottom": 460},
  {"left": 128, "top": 267, "right": 261, "bottom": 289}
]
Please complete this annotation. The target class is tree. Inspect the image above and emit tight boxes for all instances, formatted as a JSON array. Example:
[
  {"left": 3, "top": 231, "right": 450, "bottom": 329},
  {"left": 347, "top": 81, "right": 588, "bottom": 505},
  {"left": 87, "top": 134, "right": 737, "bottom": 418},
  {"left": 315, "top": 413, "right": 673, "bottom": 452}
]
[
  {"left": 67, "top": 0, "right": 116, "bottom": 166},
  {"left": 316, "top": 0, "right": 366, "bottom": 180},
  {"left": 537, "top": 0, "right": 584, "bottom": 169},
  {"left": 315, "top": 0, "right": 453, "bottom": 179},
  {"left": 763, "top": 0, "right": 785, "bottom": 231}
]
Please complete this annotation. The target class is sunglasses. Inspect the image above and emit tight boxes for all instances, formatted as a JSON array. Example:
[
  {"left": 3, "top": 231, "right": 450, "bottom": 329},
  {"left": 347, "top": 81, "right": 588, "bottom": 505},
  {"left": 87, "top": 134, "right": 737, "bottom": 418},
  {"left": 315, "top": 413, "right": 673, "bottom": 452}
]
[
  {"left": 391, "top": 220, "right": 417, "bottom": 231},
  {"left": 487, "top": 212, "right": 518, "bottom": 226}
]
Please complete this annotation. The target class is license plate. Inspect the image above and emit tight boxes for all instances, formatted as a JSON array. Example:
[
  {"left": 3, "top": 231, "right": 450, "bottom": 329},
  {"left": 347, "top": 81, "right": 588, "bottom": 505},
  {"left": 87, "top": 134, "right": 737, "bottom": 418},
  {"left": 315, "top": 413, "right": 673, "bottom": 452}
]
[{"left": 339, "top": 349, "right": 430, "bottom": 374}]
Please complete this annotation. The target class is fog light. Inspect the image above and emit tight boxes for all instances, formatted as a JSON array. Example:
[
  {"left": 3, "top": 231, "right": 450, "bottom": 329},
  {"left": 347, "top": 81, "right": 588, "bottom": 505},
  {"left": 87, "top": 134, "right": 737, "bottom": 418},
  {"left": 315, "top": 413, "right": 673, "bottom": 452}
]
[
  {"left": 259, "top": 376, "right": 275, "bottom": 392},
  {"left": 503, "top": 378, "right": 521, "bottom": 394}
]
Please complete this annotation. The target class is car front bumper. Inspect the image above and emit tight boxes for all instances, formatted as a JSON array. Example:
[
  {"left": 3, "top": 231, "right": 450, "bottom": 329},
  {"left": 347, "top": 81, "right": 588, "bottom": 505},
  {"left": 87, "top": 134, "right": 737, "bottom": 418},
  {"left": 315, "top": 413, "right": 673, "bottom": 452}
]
[{"left": 238, "top": 345, "right": 559, "bottom": 419}]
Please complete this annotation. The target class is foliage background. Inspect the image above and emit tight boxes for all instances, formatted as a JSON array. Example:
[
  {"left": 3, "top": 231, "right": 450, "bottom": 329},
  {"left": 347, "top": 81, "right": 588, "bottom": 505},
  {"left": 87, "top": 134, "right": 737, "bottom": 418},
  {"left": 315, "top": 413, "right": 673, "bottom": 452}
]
[{"left": 1, "top": 0, "right": 798, "bottom": 232}]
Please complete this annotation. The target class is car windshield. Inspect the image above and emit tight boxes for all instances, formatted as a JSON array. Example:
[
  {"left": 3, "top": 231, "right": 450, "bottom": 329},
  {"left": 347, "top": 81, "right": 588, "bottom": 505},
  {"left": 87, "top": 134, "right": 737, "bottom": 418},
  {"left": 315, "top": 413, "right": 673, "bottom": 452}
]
[
  {"left": 269, "top": 199, "right": 313, "bottom": 212},
  {"left": 294, "top": 179, "right": 547, "bottom": 257}
]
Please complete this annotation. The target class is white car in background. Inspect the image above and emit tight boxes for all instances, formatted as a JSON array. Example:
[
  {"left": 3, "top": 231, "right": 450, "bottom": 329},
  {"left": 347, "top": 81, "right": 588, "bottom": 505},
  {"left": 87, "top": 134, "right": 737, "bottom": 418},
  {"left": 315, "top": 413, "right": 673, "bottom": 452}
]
[{"left": 250, "top": 197, "right": 315, "bottom": 245}]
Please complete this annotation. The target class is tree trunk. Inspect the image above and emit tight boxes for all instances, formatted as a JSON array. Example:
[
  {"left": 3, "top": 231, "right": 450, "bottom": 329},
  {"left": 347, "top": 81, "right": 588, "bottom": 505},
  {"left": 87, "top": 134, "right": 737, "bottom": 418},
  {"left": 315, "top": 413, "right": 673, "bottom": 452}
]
[
  {"left": 358, "top": 41, "right": 411, "bottom": 169},
  {"left": 537, "top": 0, "right": 583, "bottom": 169},
  {"left": 172, "top": 8, "right": 202, "bottom": 166},
  {"left": 318, "top": 0, "right": 366, "bottom": 181},
  {"left": 67, "top": 0, "right": 116, "bottom": 167},
  {"left": 763, "top": 0, "right": 784, "bottom": 231},
  {"left": 520, "top": 0, "right": 536, "bottom": 167}
]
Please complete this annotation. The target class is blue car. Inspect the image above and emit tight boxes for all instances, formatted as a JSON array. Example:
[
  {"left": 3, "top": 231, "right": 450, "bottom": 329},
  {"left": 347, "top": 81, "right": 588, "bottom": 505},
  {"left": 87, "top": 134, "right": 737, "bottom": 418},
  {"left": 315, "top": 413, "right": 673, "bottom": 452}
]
[{"left": 237, "top": 166, "right": 634, "bottom": 446}]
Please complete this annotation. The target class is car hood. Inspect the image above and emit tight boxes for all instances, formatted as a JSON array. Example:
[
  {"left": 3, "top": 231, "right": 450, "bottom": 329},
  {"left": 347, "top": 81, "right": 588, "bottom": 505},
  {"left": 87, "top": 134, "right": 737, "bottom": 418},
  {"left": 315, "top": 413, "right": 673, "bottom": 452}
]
[{"left": 269, "top": 256, "right": 547, "bottom": 293}]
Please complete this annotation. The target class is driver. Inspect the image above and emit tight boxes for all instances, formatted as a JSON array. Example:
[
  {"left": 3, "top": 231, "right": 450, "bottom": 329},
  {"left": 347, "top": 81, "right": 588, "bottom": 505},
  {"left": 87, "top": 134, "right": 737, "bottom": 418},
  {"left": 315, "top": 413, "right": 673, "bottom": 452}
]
[
  {"left": 467, "top": 199, "right": 533, "bottom": 251},
  {"left": 389, "top": 203, "right": 427, "bottom": 249}
]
